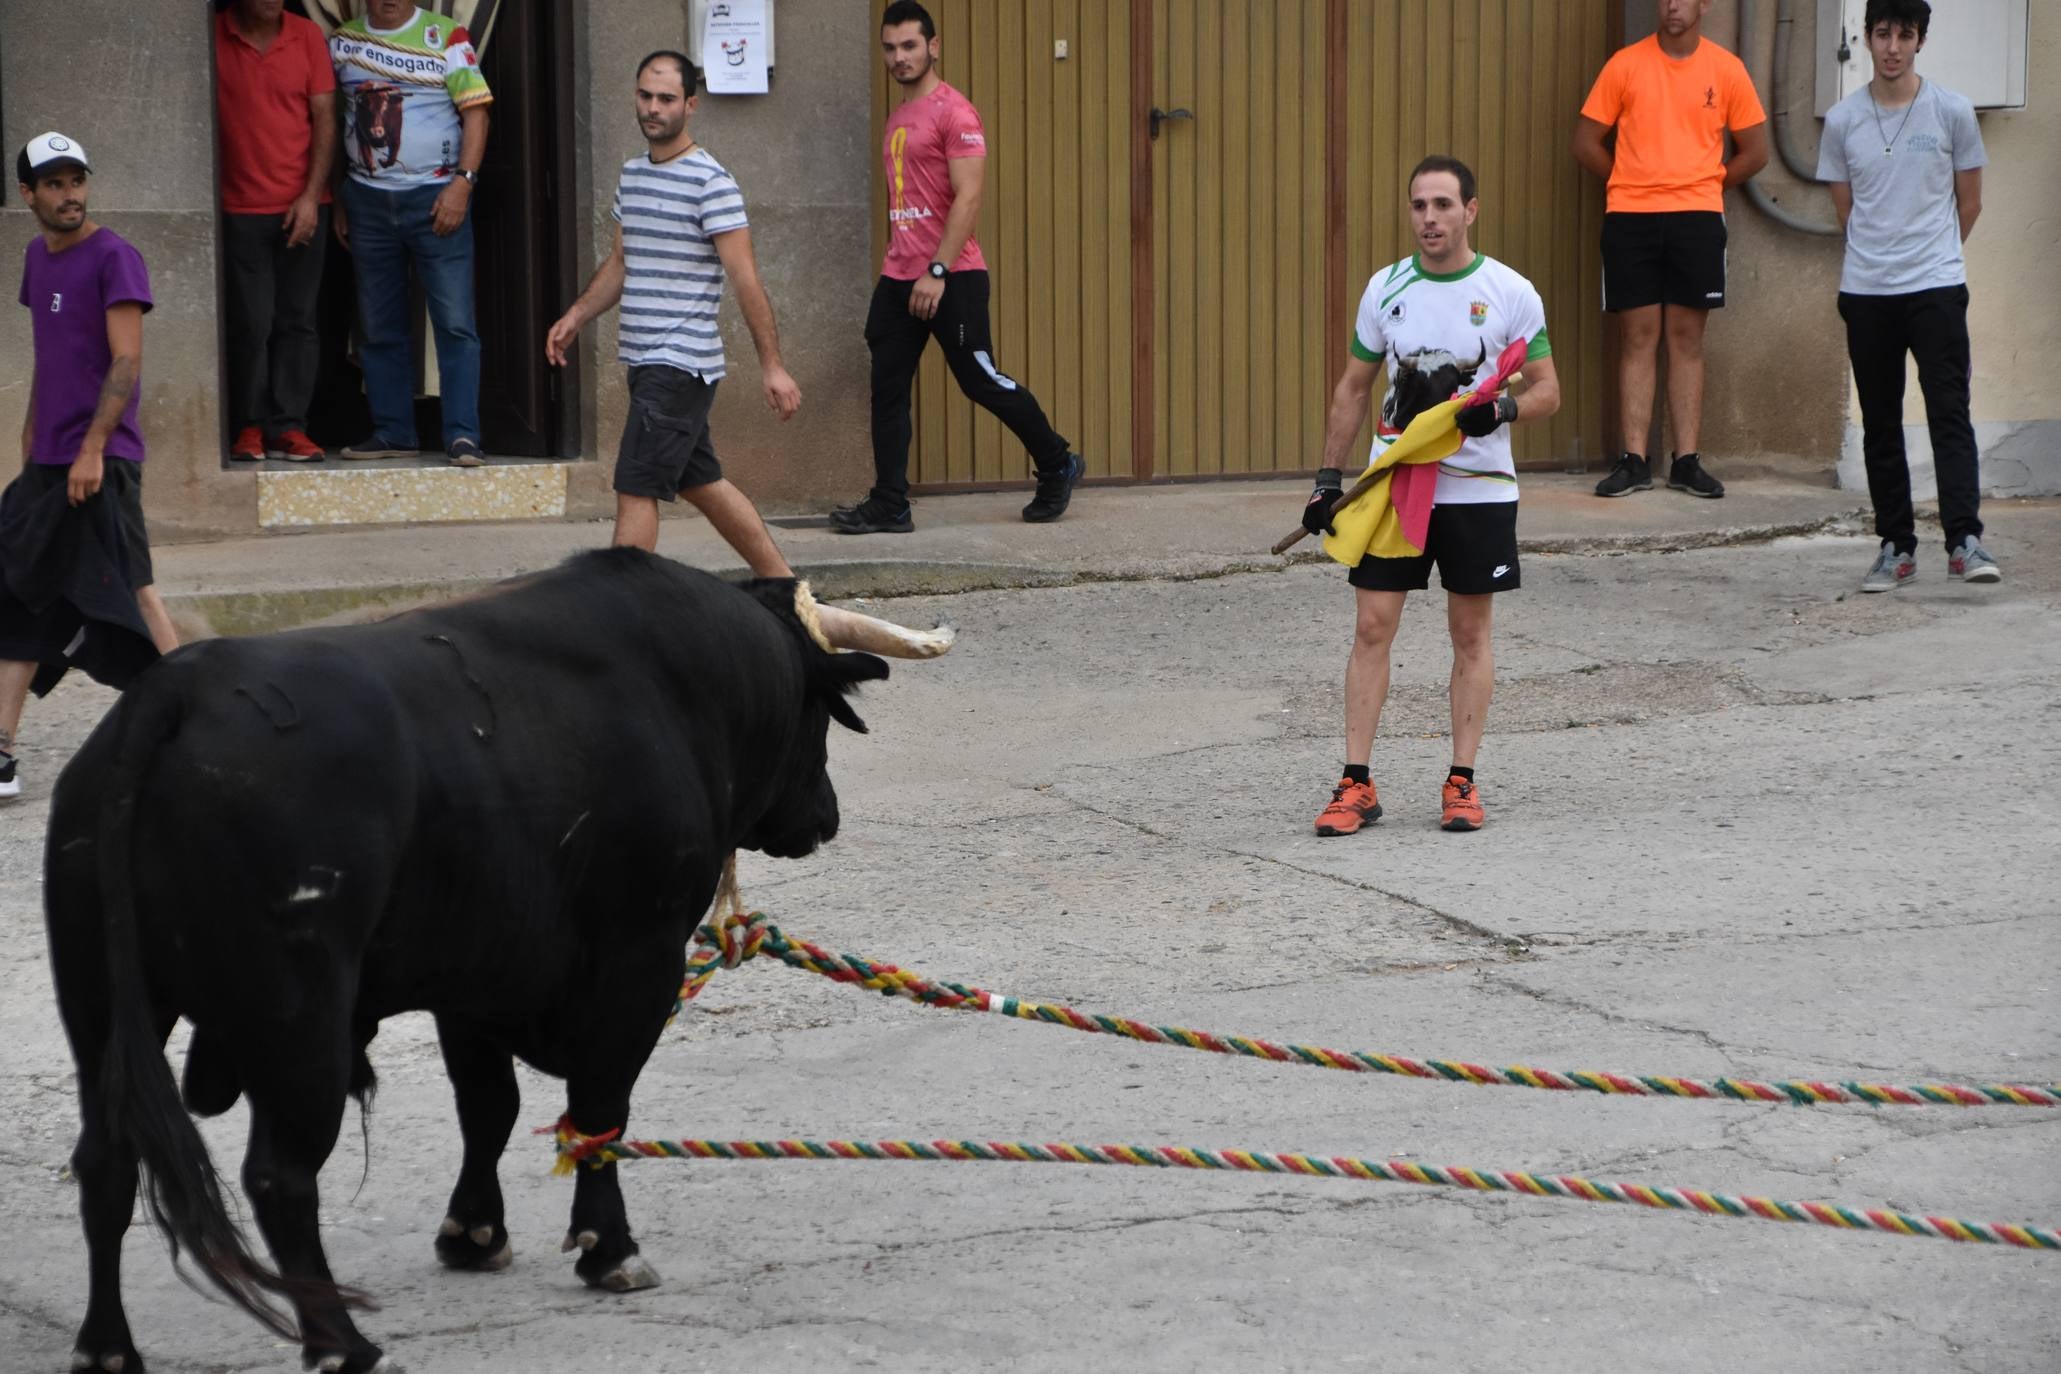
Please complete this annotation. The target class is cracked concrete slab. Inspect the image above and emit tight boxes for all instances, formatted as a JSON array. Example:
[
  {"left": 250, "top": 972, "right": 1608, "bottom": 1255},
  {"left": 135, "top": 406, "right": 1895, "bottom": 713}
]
[{"left": 1, "top": 505, "right": 2055, "bottom": 1372}]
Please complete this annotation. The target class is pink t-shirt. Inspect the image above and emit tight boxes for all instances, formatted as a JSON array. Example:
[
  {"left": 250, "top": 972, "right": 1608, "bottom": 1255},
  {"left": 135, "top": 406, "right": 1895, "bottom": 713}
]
[{"left": 881, "top": 82, "right": 988, "bottom": 280}]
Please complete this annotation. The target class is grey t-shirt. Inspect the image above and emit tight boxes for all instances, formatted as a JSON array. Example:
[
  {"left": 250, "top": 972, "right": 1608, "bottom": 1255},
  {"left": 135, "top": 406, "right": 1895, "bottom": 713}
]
[{"left": 1818, "top": 80, "right": 1986, "bottom": 296}]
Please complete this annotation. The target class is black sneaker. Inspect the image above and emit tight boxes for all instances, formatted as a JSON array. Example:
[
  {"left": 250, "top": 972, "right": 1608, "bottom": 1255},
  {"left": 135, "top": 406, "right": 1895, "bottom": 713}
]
[
  {"left": 447, "top": 437, "right": 488, "bottom": 468},
  {"left": 1594, "top": 452, "right": 1652, "bottom": 498},
  {"left": 1021, "top": 452, "right": 1085, "bottom": 523},
  {"left": 1667, "top": 452, "right": 1724, "bottom": 499},
  {"left": 830, "top": 496, "right": 914, "bottom": 535},
  {"left": 0, "top": 749, "right": 20, "bottom": 801}
]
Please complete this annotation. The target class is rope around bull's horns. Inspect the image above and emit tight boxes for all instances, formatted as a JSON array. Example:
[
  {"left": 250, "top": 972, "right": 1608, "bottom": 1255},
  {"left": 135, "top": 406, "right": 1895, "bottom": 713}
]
[
  {"left": 676, "top": 911, "right": 2060, "bottom": 1110},
  {"left": 546, "top": 1125, "right": 2060, "bottom": 1252}
]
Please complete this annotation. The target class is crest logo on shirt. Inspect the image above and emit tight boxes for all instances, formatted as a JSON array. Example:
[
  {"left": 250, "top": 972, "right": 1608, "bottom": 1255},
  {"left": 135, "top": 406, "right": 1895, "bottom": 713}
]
[
  {"left": 49, "top": 292, "right": 62, "bottom": 313},
  {"left": 1387, "top": 301, "right": 1407, "bottom": 324},
  {"left": 1703, "top": 86, "right": 1716, "bottom": 109},
  {"left": 424, "top": 24, "right": 441, "bottom": 48},
  {"left": 1468, "top": 300, "right": 1488, "bottom": 327}
]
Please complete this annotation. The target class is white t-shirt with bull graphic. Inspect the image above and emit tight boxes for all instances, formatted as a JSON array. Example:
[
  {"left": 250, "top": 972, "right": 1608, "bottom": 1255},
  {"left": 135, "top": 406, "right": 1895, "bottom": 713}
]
[{"left": 1351, "top": 252, "right": 1551, "bottom": 505}]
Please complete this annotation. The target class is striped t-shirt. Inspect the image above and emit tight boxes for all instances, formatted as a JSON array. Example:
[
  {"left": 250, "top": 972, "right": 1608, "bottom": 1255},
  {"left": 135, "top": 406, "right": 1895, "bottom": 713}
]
[{"left": 610, "top": 149, "right": 748, "bottom": 380}]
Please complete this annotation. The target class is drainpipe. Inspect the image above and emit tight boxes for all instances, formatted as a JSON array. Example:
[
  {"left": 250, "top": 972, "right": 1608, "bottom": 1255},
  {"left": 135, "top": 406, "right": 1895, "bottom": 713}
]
[{"left": 1738, "top": 0, "right": 1843, "bottom": 235}]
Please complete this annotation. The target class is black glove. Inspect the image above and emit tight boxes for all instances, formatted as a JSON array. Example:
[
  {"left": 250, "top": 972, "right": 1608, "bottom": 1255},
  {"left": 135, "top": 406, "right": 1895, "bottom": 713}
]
[
  {"left": 1302, "top": 470, "right": 1344, "bottom": 535},
  {"left": 1455, "top": 394, "right": 1518, "bottom": 439}
]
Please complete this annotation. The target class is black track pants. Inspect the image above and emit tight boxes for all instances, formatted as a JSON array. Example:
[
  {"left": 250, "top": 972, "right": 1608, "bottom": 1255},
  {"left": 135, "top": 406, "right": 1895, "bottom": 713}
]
[{"left": 865, "top": 271, "right": 1070, "bottom": 505}]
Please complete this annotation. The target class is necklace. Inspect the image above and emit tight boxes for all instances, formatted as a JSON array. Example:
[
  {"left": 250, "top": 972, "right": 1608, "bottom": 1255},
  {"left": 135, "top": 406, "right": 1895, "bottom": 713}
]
[
  {"left": 1869, "top": 78, "right": 1921, "bottom": 156},
  {"left": 651, "top": 140, "right": 699, "bottom": 165}
]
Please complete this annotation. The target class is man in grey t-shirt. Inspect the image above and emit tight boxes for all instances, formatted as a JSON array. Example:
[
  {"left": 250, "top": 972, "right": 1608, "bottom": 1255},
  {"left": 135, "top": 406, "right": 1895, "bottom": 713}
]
[
  {"left": 545, "top": 51, "right": 801, "bottom": 569},
  {"left": 1817, "top": 0, "right": 1996, "bottom": 591}
]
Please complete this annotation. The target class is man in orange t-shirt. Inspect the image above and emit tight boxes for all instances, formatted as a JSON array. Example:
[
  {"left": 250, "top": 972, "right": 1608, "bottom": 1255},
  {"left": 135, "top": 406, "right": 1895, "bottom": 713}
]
[{"left": 1573, "top": 0, "right": 1767, "bottom": 500}]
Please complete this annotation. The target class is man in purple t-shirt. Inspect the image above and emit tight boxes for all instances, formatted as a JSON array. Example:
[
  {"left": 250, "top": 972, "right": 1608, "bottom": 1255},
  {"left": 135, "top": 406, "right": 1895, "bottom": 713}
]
[{"left": 0, "top": 133, "right": 178, "bottom": 800}]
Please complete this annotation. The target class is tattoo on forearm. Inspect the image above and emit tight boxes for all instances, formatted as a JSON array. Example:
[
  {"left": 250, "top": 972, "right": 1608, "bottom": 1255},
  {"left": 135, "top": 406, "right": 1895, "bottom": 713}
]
[{"left": 90, "top": 356, "right": 139, "bottom": 434}]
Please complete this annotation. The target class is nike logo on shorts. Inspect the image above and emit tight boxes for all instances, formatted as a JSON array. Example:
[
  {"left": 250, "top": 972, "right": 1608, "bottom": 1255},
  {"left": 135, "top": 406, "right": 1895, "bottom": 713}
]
[{"left": 1493, "top": 564, "right": 1512, "bottom": 579}]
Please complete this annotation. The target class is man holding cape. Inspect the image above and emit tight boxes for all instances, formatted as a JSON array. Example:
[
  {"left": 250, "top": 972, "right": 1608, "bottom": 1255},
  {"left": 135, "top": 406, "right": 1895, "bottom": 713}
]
[{"left": 1300, "top": 155, "right": 1559, "bottom": 837}]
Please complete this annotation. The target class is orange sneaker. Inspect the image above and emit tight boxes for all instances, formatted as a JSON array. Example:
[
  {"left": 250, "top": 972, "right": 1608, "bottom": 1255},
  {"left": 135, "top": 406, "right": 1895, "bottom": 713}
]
[
  {"left": 1440, "top": 774, "right": 1484, "bottom": 832},
  {"left": 266, "top": 429, "right": 326, "bottom": 462},
  {"left": 229, "top": 425, "right": 265, "bottom": 461},
  {"left": 1315, "top": 778, "right": 1381, "bottom": 836}
]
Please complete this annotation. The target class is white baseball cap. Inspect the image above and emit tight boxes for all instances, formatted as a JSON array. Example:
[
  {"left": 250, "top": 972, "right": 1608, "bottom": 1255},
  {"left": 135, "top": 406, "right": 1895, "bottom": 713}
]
[{"left": 19, "top": 131, "right": 90, "bottom": 180}]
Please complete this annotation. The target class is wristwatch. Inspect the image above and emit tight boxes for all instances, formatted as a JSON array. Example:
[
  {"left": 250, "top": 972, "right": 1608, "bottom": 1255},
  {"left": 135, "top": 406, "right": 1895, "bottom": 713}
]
[
  {"left": 926, "top": 261, "right": 948, "bottom": 280},
  {"left": 454, "top": 168, "right": 479, "bottom": 187}
]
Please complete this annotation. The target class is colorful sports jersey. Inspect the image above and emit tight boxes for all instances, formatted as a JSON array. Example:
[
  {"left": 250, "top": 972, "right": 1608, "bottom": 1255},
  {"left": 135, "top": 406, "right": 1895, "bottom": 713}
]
[
  {"left": 330, "top": 6, "right": 492, "bottom": 190},
  {"left": 1580, "top": 36, "right": 1765, "bottom": 214},
  {"left": 1350, "top": 253, "right": 1551, "bottom": 506},
  {"left": 610, "top": 149, "right": 750, "bottom": 381},
  {"left": 881, "top": 81, "right": 988, "bottom": 280}
]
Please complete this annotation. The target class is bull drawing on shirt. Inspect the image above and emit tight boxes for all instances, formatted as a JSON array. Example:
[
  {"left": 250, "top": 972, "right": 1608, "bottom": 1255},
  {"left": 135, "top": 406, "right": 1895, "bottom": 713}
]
[
  {"left": 351, "top": 84, "right": 406, "bottom": 172},
  {"left": 1381, "top": 340, "right": 1488, "bottom": 436}
]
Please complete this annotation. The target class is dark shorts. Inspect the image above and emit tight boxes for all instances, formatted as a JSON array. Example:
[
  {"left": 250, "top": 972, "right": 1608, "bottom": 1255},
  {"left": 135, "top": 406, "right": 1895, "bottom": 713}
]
[
  {"left": 614, "top": 365, "right": 722, "bottom": 500},
  {"left": 1601, "top": 211, "right": 1728, "bottom": 312},
  {"left": 1348, "top": 500, "right": 1519, "bottom": 595},
  {"left": 11, "top": 458, "right": 154, "bottom": 588}
]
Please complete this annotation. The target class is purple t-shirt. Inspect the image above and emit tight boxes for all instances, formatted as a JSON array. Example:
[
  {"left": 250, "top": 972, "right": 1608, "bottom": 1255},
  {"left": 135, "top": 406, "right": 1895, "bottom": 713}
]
[{"left": 18, "top": 228, "right": 154, "bottom": 465}]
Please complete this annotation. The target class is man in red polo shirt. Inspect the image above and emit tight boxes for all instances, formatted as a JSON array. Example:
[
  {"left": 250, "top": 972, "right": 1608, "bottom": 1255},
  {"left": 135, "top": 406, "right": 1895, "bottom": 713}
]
[{"left": 215, "top": 0, "right": 337, "bottom": 462}]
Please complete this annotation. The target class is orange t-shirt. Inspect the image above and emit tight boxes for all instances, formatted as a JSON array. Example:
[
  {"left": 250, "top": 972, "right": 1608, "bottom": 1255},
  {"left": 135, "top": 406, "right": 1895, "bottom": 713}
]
[{"left": 1580, "top": 35, "right": 1766, "bottom": 214}]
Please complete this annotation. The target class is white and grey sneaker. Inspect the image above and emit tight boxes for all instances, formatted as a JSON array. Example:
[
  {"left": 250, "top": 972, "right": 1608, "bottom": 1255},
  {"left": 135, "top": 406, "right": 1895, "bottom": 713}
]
[
  {"left": 1948, "top": 536, "right": 2002, "bottom": 584},
  {"left": 0, "top": 749, "right": 19, "bottom": 800},
  {"left": 1860, "top": 541, "right": 1915, "bottom": 593}
]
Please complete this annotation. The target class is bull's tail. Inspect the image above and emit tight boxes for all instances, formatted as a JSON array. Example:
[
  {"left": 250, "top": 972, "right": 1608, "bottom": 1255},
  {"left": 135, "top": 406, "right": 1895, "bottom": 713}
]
[{"left": 90, "top": 682, "right": 329, "bottom": 1338}]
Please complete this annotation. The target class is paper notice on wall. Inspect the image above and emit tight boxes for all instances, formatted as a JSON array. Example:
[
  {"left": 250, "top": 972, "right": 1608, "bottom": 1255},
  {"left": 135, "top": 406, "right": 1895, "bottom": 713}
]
[{"left": 703, "top": 0, "right": 770, "bottom": 94}]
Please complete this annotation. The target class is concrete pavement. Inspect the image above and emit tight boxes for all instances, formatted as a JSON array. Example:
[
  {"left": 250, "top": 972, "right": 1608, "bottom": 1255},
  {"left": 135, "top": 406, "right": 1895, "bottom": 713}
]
[{"left": 2, "top": 481, "right": 2056, "bottom": 1373}]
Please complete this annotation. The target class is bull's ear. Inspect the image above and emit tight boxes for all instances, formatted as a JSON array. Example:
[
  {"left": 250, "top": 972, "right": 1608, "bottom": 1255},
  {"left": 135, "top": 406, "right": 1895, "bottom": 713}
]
[{"left": 822, "top": 651, "right": 890, "bottom": 734}]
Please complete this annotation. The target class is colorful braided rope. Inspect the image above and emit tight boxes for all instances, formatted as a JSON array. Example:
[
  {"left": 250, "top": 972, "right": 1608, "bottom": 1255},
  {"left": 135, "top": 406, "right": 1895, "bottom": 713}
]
[
  {"left": 678, "top": 913, "right": 2061, "bottom": 1110},
  {"left": 548, "top": 1126, "right": 2061, "bottom": 1252}
]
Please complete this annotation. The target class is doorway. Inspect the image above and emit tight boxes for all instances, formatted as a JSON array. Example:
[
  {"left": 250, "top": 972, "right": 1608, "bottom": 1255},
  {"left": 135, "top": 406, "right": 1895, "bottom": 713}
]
[{"left": 215, "top": 0, "right": 575, "bottom": 461}]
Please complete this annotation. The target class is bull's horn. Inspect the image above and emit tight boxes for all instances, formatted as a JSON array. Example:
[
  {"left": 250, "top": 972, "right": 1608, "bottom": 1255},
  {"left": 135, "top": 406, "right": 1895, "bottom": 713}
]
[
  {"left": 793, "top": 581, "right": 956, "bottom": 660},
  {"left": 1468, "top": 340, "right": 1488, "bottom": 368},
  {"left": 817, "top": 603, "right": 958, "bottom": 660}
]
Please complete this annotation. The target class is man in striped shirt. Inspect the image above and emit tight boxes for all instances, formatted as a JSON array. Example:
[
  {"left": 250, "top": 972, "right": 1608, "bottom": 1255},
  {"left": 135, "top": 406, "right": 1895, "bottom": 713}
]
[{"left": 546, "top": 51, "right": 801, "bottom": 569}]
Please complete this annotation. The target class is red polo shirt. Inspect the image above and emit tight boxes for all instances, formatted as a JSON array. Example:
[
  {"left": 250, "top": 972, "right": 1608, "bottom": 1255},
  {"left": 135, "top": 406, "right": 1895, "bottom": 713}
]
[{"left": 215, "top": 9, "right": 336, "bottom": 215}]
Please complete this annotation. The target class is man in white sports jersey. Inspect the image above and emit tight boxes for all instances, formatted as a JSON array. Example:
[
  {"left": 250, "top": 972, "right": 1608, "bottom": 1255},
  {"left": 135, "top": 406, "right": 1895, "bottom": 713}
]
[
  {"left": 1302, "top": 156, "right": 1561, "bottom": 837},
  {"left": 545, "top": 51, "right": 801, "bottom": 570}
]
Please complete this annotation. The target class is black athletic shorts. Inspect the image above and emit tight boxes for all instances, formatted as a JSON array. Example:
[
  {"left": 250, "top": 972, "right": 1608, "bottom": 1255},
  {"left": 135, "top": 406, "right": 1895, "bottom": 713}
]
[
  {"left": 1601, "top": 211, "right": 1728, "bottom": 312},
  {"left": 9, "top": 457, "right": 154, "bottom": 588},
  {"left": 615, "top": 365, "right": 722, "bottom": 500},
  {"left": 1348, "top": 500, "right": 1519, "bottom": 595}
]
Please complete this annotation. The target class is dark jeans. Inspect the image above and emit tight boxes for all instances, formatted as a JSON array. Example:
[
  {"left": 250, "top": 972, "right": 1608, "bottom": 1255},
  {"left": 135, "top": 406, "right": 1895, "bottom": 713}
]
[
  {"left": 339, "top": 177, "right": 480, "bottom": 447},
  {"left": 865, "top": 270, "right": 1070, "bottom": 506},
  {"left": 1837, "top": 285, "right": 1982, "bottom": 554},
  {"left": 222, "top": 209, "right": 329, "bottom": 434}
]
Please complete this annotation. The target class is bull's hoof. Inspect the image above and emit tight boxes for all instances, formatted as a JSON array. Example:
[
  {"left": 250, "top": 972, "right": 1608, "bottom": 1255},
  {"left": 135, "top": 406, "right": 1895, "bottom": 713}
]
[
  {"left": 72, "top": 1348, "right": 141, "bottom": 1373},
  {"left": 583, "top": 1252, "right": 661, "bottom": 1293},
  {"left": 434, "top": 1216, "right": 513, "bottom": 1271},
  {"left": 309, "top": 1352, "right": 399, "bottom": 1373}
]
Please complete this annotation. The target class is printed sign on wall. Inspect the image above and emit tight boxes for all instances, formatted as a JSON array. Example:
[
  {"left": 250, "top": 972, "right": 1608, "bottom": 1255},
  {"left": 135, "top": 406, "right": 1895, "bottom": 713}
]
[{"left": 703, "top": 0, "right": 770, "bottom": 95}]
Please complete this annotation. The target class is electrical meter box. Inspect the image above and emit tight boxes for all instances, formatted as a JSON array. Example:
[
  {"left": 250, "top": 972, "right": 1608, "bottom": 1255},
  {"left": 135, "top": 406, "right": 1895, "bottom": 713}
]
[{"left": 1816, "top": 0, "right": 2029, "bottom": 113}]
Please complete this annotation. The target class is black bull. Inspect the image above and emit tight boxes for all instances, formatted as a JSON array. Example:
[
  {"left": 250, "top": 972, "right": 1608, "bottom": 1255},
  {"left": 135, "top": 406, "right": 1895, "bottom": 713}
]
[{"left": 44, "top": 550, "right": 889, "bottom": 1374}]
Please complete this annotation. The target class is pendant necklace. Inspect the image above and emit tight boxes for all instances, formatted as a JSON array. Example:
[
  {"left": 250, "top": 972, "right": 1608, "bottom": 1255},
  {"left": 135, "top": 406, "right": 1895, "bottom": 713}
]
[{"left": 1870, "top": 77, "right": 1921, "bottom": 156}]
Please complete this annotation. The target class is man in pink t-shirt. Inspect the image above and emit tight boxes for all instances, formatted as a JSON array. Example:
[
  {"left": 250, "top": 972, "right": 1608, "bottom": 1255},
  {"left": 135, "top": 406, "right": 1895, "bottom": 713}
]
[{"left": 830, "top": 1, "right": 1083, "bottom": 534}]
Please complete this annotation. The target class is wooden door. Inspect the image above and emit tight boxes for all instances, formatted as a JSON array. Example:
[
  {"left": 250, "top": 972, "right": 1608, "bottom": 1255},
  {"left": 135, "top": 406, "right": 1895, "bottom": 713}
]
[
  {"left": 1150, "top": 0, "right": 1332, "bottom": 478},
  {"left": 871, "top": 0, "right": 1133, "bottom": 488},
  {"left": 1340, "top": 2, "right": 1609, "bottom": 469}
]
